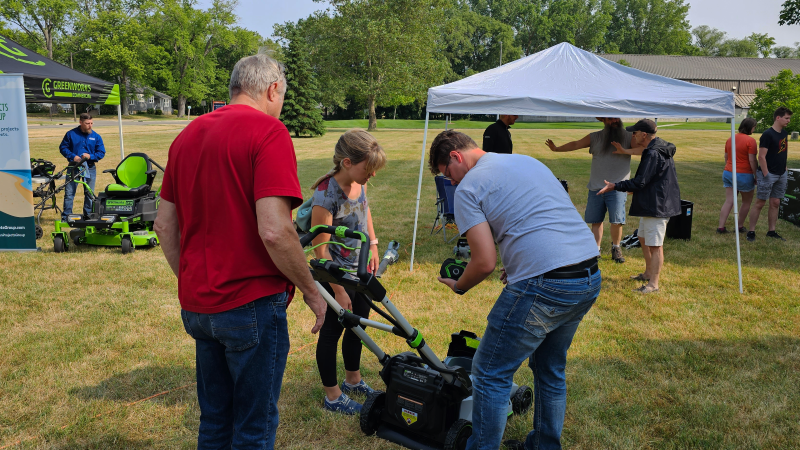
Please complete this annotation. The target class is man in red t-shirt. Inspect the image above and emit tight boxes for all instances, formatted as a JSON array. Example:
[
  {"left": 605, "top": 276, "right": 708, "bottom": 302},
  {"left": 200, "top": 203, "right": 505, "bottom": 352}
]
[{"left": 154, "top": 53, "right": 326, "bottom": 449}]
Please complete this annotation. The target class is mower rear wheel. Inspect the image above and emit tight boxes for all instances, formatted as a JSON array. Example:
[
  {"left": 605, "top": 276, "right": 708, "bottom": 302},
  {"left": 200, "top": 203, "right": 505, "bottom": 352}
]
[
  {"left": 149, "top": 237, "right": 158, "bottom": 247},
  {"left": 53, "top": 236, "right": 65, "bottom": 253},
  {"left": 35, "top": 225, "right": 43, "bottom": 240},
  {"left": 121, "top": 237, "right": 133, "bottom": 254},
  {"left": 512, "top": 385, "right": 533, "bottom": 415},
  {"left": 444, "top": 418, "right": 472, "bottom": 450},
  {"left": 359, "top": 391, "right": 385, "bottom": 436}
]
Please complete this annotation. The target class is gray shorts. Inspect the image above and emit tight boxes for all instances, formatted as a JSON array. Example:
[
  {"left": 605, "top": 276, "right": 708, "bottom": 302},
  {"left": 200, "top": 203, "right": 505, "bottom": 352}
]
[{"left": 756, "top": 171, "right": 787, "bottom": 201}]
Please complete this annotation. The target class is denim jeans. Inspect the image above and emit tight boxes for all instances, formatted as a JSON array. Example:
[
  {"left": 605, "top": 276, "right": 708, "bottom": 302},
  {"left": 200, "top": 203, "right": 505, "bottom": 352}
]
[
  {"left": 466, "top": 270, "right": 601, "bottom": 450},
  {"left": 180, "top": 293, "right": 290, "bottom": 450},
  {"left": 62, "top": 165, "right": 96, "bottom": 220}
]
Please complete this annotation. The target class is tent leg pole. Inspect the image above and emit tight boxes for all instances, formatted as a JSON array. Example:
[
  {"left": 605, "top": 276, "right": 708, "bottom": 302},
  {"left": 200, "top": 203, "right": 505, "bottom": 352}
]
[
  {"left": 410, "top": 111, "right": 430, "bottom": 271},
  {"left": 117, "top": 104, "right": 125, "bottom": 159},
  {"left": 731, "top": 117, "right": 743, "bottom": 294}
]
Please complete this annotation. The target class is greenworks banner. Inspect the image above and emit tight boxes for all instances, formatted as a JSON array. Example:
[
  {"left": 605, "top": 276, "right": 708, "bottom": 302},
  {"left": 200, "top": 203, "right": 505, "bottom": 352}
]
[
  {"left": 0, "top": 74, "right": 36, "bottom": 251},
  {"left": 0, "top": 35, "right": 119, "bottom": 105}
]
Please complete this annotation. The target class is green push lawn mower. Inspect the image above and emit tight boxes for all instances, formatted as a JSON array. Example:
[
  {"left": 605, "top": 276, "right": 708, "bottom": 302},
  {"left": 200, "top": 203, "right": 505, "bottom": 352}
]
[{"left": 52, "top": 152, "right": 165, "bottom": 254}]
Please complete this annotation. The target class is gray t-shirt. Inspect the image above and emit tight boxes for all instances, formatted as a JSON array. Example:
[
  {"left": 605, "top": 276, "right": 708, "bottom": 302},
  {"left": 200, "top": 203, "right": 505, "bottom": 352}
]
[
  {"left": 311, "top": 176, "right": 369, "bottom": 270},
  {"left": 454, "top": 153, "right": 599, "bottom": 285},
  {"left": 587, "top": 129, "right": 632, "bottom": 190}
]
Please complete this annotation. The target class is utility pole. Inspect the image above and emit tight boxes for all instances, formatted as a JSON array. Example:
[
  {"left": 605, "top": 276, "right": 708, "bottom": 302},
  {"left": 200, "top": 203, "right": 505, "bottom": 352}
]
[{"left": 70, "top": 52, "right": 76, "bottom": 122}]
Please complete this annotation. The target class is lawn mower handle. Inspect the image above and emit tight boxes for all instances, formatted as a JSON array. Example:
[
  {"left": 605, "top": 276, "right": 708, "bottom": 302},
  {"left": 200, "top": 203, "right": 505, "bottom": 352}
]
[{"left": 299, "top": 225, "right": 371, "bottom": 280}]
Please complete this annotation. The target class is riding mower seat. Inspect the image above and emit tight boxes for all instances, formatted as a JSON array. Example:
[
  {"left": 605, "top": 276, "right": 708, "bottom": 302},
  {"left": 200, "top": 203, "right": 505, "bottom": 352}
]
[{"left": 103, "top": 152, "right": 157, "bottom": 199}]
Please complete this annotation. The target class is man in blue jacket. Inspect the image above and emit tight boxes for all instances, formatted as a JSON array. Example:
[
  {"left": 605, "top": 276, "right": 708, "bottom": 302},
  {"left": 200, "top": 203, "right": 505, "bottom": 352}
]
[
  {"left": 598, "top": 119, "right": 680, "bottom": 294},
  {"left": 59, "top": 113, "right": 105, "bottom": 220}
]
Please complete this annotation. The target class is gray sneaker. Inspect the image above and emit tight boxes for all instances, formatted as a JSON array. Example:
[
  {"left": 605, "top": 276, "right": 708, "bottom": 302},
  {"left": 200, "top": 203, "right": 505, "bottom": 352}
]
[{"left": 611, "top": 246, "right": 625, "bottom": 263}]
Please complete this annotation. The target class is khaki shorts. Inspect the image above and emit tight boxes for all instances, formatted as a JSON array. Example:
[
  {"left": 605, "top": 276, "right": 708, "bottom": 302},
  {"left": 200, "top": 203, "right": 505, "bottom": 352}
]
[{"left": 638, "top": 217, "right": 669, "bottom": 247}]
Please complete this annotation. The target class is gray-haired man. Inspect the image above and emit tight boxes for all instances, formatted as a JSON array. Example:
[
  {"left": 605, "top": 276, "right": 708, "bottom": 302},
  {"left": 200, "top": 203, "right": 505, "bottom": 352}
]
[{"left": 155, "top": 53, "right": 326, "bottom": 449}]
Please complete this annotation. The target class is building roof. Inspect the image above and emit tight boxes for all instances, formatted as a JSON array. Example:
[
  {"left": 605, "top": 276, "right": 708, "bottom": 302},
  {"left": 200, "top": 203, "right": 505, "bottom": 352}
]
[
  {"left": 599, "top": 54, "right": 800, "bottom": 81},
  {"left": 126, "top": 83, "right": 172, "bottom": 99}
]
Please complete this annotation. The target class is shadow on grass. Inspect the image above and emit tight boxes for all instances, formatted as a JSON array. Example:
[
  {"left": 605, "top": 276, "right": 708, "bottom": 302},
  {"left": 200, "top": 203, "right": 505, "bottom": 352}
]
[
  {"left": 69, "top": 365, "right": 195, "bottom": 406},
  {"left": 47, "top": 433, "right": 157, "bottom": 450},
  {"left": 547, "top": 335, "right": 800, "bottom": 448}
]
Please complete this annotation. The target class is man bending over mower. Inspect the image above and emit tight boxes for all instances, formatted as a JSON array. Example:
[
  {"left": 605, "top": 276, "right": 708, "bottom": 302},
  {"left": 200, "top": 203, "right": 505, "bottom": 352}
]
[
  {"left": 154, "top": 53, "right": 326, "bottom": 450},
  {"left": 429, "top": 130, "right": 601, "bottom": 450}
]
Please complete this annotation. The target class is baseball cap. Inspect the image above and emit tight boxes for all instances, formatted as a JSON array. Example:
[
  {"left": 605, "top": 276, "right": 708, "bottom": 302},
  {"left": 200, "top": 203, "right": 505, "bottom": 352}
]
[{"left": 626, "top": 119, "right": 657, "bottom": 134}]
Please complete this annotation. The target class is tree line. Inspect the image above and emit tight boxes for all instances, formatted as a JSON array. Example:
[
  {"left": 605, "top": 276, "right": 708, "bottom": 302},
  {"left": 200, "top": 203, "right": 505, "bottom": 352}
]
[{"left": 2, "top": 0, "right": 799, "bottom": 132}]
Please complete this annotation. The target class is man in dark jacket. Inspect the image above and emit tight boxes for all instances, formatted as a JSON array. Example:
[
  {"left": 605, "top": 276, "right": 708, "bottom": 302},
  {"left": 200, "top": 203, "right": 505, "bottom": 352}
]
[
  {"left": 482, "top": 115, "right": 518, "bottom": 154},
  {"left": 598, "top": 119, "right": 680, "bottom": 294}
]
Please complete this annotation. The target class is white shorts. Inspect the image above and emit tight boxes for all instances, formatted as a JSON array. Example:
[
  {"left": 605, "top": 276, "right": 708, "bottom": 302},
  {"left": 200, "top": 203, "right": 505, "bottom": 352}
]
[{"left": 638, "top": 217, "right": 669, "bottom": 247}]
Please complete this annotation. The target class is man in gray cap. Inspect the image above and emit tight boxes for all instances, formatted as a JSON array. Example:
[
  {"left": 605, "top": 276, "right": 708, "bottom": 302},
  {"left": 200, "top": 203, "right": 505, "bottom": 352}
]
[{"left": 598, "top": 119, "right": 680, "bottom": 294}]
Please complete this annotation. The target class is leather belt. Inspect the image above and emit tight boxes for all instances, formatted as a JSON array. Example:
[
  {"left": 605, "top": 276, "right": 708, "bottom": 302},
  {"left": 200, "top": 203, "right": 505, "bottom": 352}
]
[{"left": 541, "top": 257, "right": 599, "bottom": 279}]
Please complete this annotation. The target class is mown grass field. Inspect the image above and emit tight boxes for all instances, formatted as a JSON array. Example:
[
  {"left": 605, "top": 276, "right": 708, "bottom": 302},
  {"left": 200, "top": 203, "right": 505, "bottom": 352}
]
[{"left": 1, "top": 121, "right": 799, "bottom": 449}]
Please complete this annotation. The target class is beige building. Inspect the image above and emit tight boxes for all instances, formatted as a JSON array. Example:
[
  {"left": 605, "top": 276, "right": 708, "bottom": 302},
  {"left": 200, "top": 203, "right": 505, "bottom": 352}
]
[{"left": 600, "top": 54, "right": 800, "bottom": 120}]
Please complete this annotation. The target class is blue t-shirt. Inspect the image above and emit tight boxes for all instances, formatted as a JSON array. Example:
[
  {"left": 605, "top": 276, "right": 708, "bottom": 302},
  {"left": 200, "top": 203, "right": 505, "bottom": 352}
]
[
  {"left": 311, "top": 176, "right": 369, "bottom": 270},
  {"left": 454, "top": 153, "right": 599, "bottom": 284}
]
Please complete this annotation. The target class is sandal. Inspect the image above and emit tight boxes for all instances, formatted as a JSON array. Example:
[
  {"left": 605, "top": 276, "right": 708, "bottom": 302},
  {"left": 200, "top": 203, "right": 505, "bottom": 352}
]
[
  {"left": 633, "top": 285, "right": 659, "bottom": 294},
  {"left": 629, "top": 273, "right": 650, "bottom": 281}
]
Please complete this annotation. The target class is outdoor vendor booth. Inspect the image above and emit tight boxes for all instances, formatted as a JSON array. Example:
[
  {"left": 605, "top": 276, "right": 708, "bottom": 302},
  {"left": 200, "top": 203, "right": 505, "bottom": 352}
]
[
  {"left": 409, "top": 43, "right": 744, "bottom": 292},
  {"left": 0, "top": 35, "right": 122, "bottom": 251}
]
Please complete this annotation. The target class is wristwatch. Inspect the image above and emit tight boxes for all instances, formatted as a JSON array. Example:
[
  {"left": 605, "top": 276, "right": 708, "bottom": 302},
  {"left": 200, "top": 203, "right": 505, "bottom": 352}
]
[{"left": 452, "top": 281, "right": 467, "bottom": 296}]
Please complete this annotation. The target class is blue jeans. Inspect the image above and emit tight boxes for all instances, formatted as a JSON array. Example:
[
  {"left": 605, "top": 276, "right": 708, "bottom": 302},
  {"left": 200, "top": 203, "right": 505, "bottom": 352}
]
[
  {"left": 180, "top": 293, "right": 290, "bottom": 450},
  {"left": 585, "top": 189, "right": 626, "bottom": 224},
  {"left": 62, "top": 165, "right": 96, "bottom": 220},
  {"left": 466, "top": 270, "right": 601, "bottom": 450}
]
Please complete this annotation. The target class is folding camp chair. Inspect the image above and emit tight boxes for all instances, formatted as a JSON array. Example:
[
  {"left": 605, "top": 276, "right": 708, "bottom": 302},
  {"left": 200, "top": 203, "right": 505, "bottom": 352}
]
[{"left": 431, "top": 175, "right": 459, "bottom": 243}]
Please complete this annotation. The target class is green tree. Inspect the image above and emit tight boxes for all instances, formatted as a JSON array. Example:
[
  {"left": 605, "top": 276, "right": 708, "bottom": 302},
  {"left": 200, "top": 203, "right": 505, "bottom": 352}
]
[
  {"left": 278, "top": 24, "right": 325, "bottom": 137},
  {"left": 147, "top": 0, "right": 237, "bottom": 117},
  {"left": 75, "top": 2, "right": 150, "bottom": 115},
  {"left": 692, "top": 25, "right": 726, "bottom": 56},
  {"left": 779, "top": 0, "right": 800, "bottom": 25},
  {"left": 749, "top": 69, "right": 800, "bottom": 133},
  {"left": 604, "top": 0, "right": 694, "bottom": 55},
  {"left": 717, "top": 38, "right": 758, "bottom": 58},
  {"left": 747, "top": 33, "right": 776, "bottom": 58},
  {"left": 0, "top": 0, "right": 76, "bottom": 60},
  {"left": 773, "top": 44, "right": 800, "bottom": 58},
  {"left": 309, "top": 0, "right": 450, "bottom": 131},
  {"left": 441, "top": 4, "right": 520, "bottom": 78}
]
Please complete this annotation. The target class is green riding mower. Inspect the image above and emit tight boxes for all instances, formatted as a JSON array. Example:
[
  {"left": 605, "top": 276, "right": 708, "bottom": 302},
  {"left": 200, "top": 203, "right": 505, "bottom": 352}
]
[{"left": 52, "top": 152, "right": 166, "bottom": 254}]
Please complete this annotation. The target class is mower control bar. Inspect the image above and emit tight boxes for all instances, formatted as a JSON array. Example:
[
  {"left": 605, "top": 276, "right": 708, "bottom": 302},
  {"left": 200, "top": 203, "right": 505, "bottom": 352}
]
[{"left": 300, "top": 225, "right": 371, "bottom": 280}]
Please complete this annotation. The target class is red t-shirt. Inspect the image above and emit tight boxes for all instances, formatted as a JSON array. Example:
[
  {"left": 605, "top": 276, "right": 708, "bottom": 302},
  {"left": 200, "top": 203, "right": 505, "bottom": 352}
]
[
  {"left": 160, "top": 104, "right": 303, "bottom": 314},
  {"left": 724, "top": 133, "right": 757, "bottom": 173}
]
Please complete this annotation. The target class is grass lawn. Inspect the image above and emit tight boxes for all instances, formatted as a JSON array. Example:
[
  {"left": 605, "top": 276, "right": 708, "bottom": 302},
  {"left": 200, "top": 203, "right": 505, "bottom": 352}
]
[
  {"left": 325, "top": 119, "right": 735, "bottom": 131},
  {"left": 1, "top": 122, "right": 799, "bottom": 449}
]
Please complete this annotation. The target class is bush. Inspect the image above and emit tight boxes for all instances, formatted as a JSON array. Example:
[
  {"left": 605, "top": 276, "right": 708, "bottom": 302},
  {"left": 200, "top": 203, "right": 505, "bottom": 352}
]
[
  {"left": 26, "top": 104, "right": 48, "bottom": 113},
  {"left": 146, "top": 108, "right": 154, "bottom": 115},
  {"left": 155, "top": 109, "right": 163, "bottom": 116},
  {"left": 749, "top": 69, "right": 800, "bottom": 133}
]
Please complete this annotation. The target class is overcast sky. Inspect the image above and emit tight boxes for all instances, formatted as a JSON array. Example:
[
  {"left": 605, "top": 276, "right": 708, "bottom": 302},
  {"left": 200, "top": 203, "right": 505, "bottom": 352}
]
[{"left": 207, "top": 0, "right": 800, "bottom": 48}]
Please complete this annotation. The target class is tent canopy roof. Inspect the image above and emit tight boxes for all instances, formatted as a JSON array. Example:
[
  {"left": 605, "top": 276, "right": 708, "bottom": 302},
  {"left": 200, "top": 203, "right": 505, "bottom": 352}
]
[
  {"left": 0, "top": 35, "right": 119, "bottom": 105},
  {"left": 427, "top": 42, "right": 734, "bottom": 118}
]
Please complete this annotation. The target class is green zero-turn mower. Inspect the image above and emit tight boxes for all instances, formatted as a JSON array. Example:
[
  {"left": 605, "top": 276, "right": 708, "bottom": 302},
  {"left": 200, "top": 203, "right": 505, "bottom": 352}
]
[
  {"left": 301, "top": 225, "right": 533, "bottom": 450},
  {"left": 52, "top": 152, "right": 166, "bottom": 254}
]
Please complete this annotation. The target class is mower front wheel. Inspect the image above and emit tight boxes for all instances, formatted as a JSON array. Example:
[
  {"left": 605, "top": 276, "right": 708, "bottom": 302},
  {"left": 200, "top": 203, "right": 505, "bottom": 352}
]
[
  {"left": 35, "top": 225, "right": 43, "bottom": 240},
  {"left": 53, "top": 236, "right": 65, "bottom": 253},
  {"left": 121, "top": 237, "right": 134, "bottom": 254},
  {"left": 512, "top": 385, "right": 533, "bottom": 415},
  {"left": 444, "top": 418, "right": 472, "bottom": 450},
  {"left": 359, "top": 391, "right": 385, "bottom": 436},
  {"left": 149, "top": 237, "right": 158, "bottom": 247}
]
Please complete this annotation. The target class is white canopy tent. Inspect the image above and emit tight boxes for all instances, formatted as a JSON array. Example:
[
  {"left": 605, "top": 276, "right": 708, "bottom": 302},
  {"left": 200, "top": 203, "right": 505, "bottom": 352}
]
[{"left": 410, "top": 42, "right": 744, "bottom": 293}]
